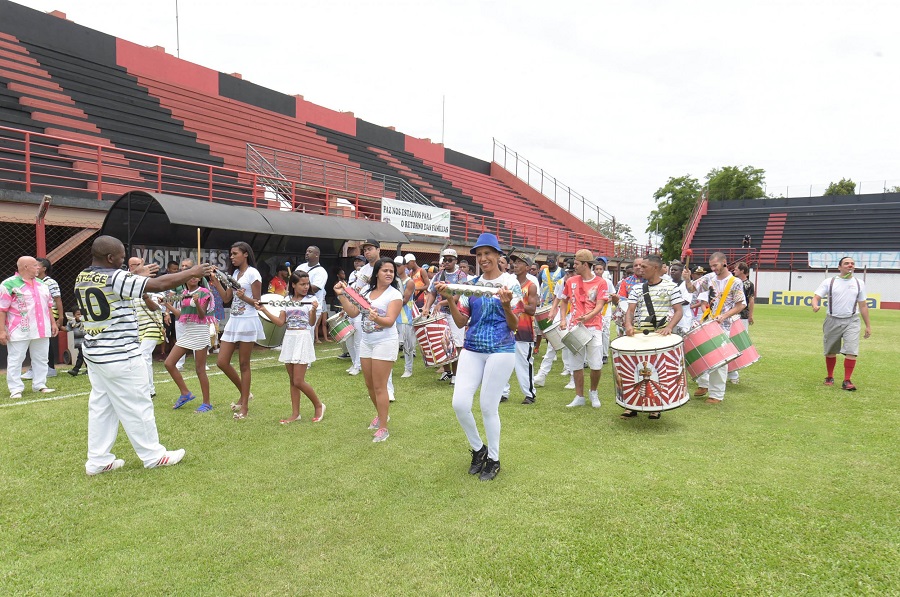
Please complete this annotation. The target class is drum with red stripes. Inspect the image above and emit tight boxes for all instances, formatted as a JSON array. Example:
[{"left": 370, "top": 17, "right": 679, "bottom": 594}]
[
  {"left": 412, "top": 313, "right": 458, "bottom": 368},
  {"left": 611, "top": 332, "right": 689, "bottom": 412},
  {"left": 727, "top": 318, "right": 759, "bottom": 372}
]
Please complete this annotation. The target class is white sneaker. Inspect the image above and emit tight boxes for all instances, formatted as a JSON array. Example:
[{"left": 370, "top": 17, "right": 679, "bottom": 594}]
[
  {"left": 590, "top": 392, "right": 602, "bottom": 408},
  {"left": 401, "top": 370, "right": 413, "bottom": 378},
  {"left": 37, "top": 387, "right": 56, "bottom": 394},
  {"left": 87, "top": 459, "right": 125, "bottom": 476},
  {"left": 534, "top": 375, "right": 546, "bottom": 387},
  {"left": 560, "top": 369, "right": 570, "bottom": 376},
  {"left": 146, "top": 448, "right": 185, "bottom": 469},
  {"left": 10, "top": 392, "right": 22, "bottom": 400},
  {"left": 566, "top": 396, "right": 586, "bottom": 408},
  {"left": 389, "top": 394, "right": 396, "bottom": 403},
  {"left": 564, "top": 380, "right": 575, "bottom": 390},
  {"left": 348, "top": 367, "right": 360, "bottom": 376},
  {"left": 205, "top": 365, "right": 210, "bottom": 371},
  {"left": 47, "top": 369, "right": 58, "bottom": 378},
  {"left": 21, "top": 369, "right": 33, "bottom": 380},
  {"left": 450, "top": 375, "right": 456, "bottom": 386}
]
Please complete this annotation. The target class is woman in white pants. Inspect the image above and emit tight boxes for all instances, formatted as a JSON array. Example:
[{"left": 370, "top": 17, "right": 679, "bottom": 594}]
[{"left": 436, "top": 233, "right": 522, "bottom": 481}]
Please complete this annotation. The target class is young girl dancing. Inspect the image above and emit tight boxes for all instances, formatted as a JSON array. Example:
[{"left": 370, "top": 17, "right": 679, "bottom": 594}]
[
  {"left": 335, "top": 257, "right": 402, "bottom": 443},
  {"left": 255, "top": 271, "right": 325, "bottom": 424},
  {"left": 210, "top": 242, "right": 263, "bottom": 420},
  {"left": 164, "top": 275, "right": 217, "bottom": 412}
]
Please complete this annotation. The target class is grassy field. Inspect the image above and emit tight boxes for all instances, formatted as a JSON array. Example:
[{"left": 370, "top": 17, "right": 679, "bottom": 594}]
[{"left": 1, "top": 305, "right": 897, "bottom": 596}]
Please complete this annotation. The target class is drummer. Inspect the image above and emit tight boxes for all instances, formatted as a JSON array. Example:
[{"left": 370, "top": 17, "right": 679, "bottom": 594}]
[
  {"left": 558, "top": 249, "right": 608, "bottom": 409},
  {"left": 684, "top": 252, "right": 746, "bottom": 404},
  {"left": 423, "top": 248, "right": 468, "bottom": 385},
  {"left": 621, "top": 255, "right": 683, "bottom": 420}
]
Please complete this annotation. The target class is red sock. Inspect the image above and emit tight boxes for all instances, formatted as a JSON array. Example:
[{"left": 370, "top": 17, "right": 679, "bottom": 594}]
[
  {"left": 825, "top": 356, "right": 837, "bottom": 377},
  {"left": 844, "top": 359, "right": 856, "bottom": 382}
]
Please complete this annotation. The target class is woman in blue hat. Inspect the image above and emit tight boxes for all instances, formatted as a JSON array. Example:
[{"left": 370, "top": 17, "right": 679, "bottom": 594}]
[{"left": 435, "top": 233, "right": 523, "bottom": 481}]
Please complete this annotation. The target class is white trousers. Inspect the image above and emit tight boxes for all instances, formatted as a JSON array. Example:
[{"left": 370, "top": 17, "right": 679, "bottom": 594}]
[
  {"left": 350, "top": 314, "right": 363, "bottom": 369},
  {"left": 707, "top": 363, "right": 727, "bottom": 400},
  {"left": 727, "top": 369, "right": 740, "bottom": 382},
  {"left": 452, "top": 350, "right": 515, "bottom": 461},
  {"left": 139, "top": 339, "right": 158, "bottom": 394},
  {"left": 504, "top": 341, "right": 536, "bottom": 399},
  {"left": 85, "top": 356, "right": 168, "bottom": 472},
  {"left": 397, "top": 322, "right": 416, "bottom": 373},
  {"left": 537, "top": 343, "right": 558, "bottom": 379},
  {"left": 6, "top": 337, "right": 49, "bottom": 394},
  {"left": 601, "top": 314, "right": 612, "bottom": 358}
]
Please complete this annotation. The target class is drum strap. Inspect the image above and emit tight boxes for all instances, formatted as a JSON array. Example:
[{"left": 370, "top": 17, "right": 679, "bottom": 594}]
[{"left": 642, "top": 283, "right": 658, "bottom": 328}]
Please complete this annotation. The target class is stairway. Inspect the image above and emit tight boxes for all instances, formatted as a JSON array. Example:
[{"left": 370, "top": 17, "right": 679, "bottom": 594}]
[{"left": 757, "top": 213, "right": 788, "bottom": 265}]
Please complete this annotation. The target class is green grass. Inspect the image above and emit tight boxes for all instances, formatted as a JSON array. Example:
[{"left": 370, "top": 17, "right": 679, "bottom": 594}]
[{"left": 1, "top": 305, "right": 898, "bottom": 595}]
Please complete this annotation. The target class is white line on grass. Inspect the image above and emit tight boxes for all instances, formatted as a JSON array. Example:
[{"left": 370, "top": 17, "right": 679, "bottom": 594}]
[{"left": 0, "top": 354, "right": 346, "bottom": 409}]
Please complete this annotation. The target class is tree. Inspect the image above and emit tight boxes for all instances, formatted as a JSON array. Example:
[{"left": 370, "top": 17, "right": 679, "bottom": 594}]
[
  {"left": 647, "top": 175, "right": 702, "bottom": 262},
  {"left": 706, "top": 166, "right": 766, "bottom": 201},
  {"left": 585, "top": 219, "right": 637, "bottom": 245},
  {"left": 888, "top": 185, "right": 900, "bottom": 193},
  {"left": 824, "top": 178, "right": 856, "bottom": 196}
]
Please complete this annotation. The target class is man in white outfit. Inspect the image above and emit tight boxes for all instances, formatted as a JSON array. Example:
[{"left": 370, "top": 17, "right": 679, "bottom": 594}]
[
  {"left": 296, "top": 246, "right": 328, "bottom": 345},
  {"left": 351, "top": 240, "right": 394, "bottom": 401}
]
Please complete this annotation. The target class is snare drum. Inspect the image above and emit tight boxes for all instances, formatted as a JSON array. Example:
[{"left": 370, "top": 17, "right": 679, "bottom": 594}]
[
  {"left": 683, "top": 320, "right": 740, "bottom": 378},
  {"left": 610, "top": 332, "right": 689, "bottom": 412},
  {"left": 534, "top": 305, "right": 554, "bottom": 332},
  {"left": 327, "top": 312, "right": 355, "bottom": 342},
  {"left": 727, "top": 318, "right": 759, "bottom": 372},
  {"left": 542, "top": 322, "right": 567, "bottom": 351},
  {"left": 412, "top": 313, "right": 458, "bottom": 368},
  {"left": 257, "top": 293, "right": 286, "bottom": 348},
  {"left": 561, "top": 323, "right": 592, "bottom": 353}
]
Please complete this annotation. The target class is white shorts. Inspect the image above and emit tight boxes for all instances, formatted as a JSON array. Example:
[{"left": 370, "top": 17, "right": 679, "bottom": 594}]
[
  {"left": 444, "top": 313, "right": 465, "bottom": 347},
  {"left": 564, "top": 327, "right": 604, "bottom": 371},
  {"left": 359, "top": 337, "right": 400, "bottom": 362}
]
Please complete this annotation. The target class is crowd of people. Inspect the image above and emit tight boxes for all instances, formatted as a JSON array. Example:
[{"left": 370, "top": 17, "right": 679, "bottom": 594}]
[{"left": 0, "top": 237, "right": 874, "bottom": 480}]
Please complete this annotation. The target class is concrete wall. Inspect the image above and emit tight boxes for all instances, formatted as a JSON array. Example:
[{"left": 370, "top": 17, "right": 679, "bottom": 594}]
[{"left": 753, "top": 270, "right": 899, "bottom": 309}]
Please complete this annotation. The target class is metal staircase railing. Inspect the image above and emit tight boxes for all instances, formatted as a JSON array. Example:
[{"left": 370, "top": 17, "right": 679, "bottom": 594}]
[{"left": 246, "top": 143, "right": 436, "bottom": 207}]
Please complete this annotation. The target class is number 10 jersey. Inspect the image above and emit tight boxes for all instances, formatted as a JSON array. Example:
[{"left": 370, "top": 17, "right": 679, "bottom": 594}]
[{"left": 74, "top": 267, "right": 149, "bottom": 364}]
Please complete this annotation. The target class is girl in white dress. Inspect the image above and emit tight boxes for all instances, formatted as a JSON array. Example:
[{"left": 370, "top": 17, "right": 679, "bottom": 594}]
[
  {"left": 164, "top": 275, "right": 217, "bottom": 412},
  {"left": 255, "top": 271, "right": 325, "bottom": 424},
  {"left": 210, "top": 242, "right": 262, "bottom": 420},
  {"left": 335, "top": 258, "right": 402, "bottom": 443}
]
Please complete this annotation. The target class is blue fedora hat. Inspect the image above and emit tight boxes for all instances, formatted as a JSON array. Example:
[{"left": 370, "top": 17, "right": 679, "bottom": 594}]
[{"left": 470, "top": 232, "right": 503, "bottom": 254}]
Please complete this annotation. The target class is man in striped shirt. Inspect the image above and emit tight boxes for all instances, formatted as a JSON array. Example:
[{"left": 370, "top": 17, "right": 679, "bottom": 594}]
[
  {"left": 78, "top": 236, "right": 212, "bottom": 476},
  {"left": 128, "top": 257, "right": 165, "bottom": 397}
]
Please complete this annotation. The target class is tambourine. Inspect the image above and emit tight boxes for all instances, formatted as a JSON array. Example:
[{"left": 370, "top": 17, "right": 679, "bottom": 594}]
[
  {"left": 258, "top": 298, "right": 317, "bottom": 308},
  {"left": 441, "top": 283, "right": 501, "bottom": 298},
  {"left": 158, "top": 291, "right": 204, "bottom": 304}
]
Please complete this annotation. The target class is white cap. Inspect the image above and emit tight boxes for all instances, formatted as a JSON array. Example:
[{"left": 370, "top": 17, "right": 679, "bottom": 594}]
[
  {"left": 404, "top": 253, "right": 417, "bottom": 262},
  {"left": 441, "top": 248, "right": 458, "bottom": 258},
  {"left": 393, "top": 255, "right": 405, "bottom": 265}
]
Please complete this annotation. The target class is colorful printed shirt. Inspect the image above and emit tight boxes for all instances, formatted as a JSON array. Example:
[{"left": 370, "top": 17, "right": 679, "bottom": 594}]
[
  {"left": 538, "top": 266, "right": 565, "bottom": 307},
  {"left": 562, "top": 274, "right": 608, "bottom": 330},
  {"left": 458, "top": 273, "right": 523, "bottom": 354},
  {"left": 739, "top": 279, "right": 755, "bottom": 319},
  {"left": 229, "top": 267, "right": 262, "bottom": 319},
  {"left": 693, "top": 273, "right": 745, "bottom": 331},
  {"left": 617, "top": 274, "right": 644, "bottom": 300},
  {"left": 515, "top": 279, "right": 536, "bottom": 342},
  {"left": 74, "top": 267, "right": 148, "bottom": 363},
  {"left": 268, "top": 276, "right": 288, "bottom": 297},
  {"left": 285, "top": 302, "right": 316, "bottom": 331},
  {"left": 177, "top": 287, "right": 217, "bottom": 325},
  {"left": 0, "top": 274, "right": 54, "bottom": 341},
  {"left": 397, "top": 277, "right": 419, "bottom": 324},
  {"left": 428, "top": 268, "right": 468, "bottom": 314},
  {"left": 134, "top": 295, "right": 164, "bottom": 343}
]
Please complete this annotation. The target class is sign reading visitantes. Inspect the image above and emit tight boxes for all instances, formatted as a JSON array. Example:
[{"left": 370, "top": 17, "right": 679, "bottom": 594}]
[{"left": 381, "top": 197, "right": 451, "bottom": 238}]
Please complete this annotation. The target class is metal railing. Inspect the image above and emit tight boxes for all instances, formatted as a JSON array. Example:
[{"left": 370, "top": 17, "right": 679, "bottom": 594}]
[
  {"left": 492, "top": 138, "right": 616, "bottom": 225},
  {"left": 246, "top": 143, "right": 435, "bottom": 207},
  {"left": 681, "top": 189, "right": 708, "bottom": 255},
  {"left": 0, "top": 125, "right": 604, "bottom": 253}
]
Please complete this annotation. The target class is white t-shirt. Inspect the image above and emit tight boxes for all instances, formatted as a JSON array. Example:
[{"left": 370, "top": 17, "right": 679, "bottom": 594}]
[
  {"left": 359, "top": 285, "right": 402, "bottom": 343},
  {"left": 815, "top": 276, "right": 866, "bottom": 318},
  {"left": 353, "top": 263, "right": 374, "bottom": 291},
  {"left": 677, "top": 281, "right": 692, "bottom": 331},
  {"left": 297, "top": 262, "right": 328, "bottom": 308},
  {"left": 228, "top": 267, "right": 262, "bottom": 319}
]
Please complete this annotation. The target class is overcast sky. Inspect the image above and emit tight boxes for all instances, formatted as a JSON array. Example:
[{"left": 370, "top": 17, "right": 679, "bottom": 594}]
[{"left": 13, "top": 0, "right": 900, "bottom": 240}]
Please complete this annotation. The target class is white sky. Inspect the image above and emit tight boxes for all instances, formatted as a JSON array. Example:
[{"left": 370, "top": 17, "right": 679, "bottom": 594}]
[{"left": 12, "top": 0, "right": 900, "bottom": 239}]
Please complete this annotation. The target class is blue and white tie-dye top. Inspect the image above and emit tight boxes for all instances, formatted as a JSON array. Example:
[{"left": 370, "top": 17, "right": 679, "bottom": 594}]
[{"left": 458, "top": 272, "right": 523, "bottom": 354}]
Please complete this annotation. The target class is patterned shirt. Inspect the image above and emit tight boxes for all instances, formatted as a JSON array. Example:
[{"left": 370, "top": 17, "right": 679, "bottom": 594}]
[
  {"left": 428, "top": 268, "right": 468, "bottom": 314},
  {"left": 627, "top": 279, "right": 682, "bottom": 331},
  {"left": 268, "top": 276, "right": 288, "bottom": 297},
  {"left": 562, "top": 274, "right": 609, "bottom": 330},
  {"left": 458, "top": 273, "right": 523, "bottom": 354},
  {"left": 0, "top": 274, "right": 54, "bottom": 341},
  {"left": 285, "top": 302, "right": 315, "bottom": 331},
  {"left": 693, "top": 273, "right": 746, "bottom": 331},
  {"left": 515, "top": 279, "right": 536, "bottom": 342},
  {"left": 397, "top": 277, "right": 419, "bottom": 324},
  {"left": 41, "top": 276, "right": 61, "bottom": 319},
  {"left": 538, "top": 266, "right": 565, "bottom": 307},
  {"left": 74, "top": 267, "right": 148, "bottom": 363},
  {"left": 739, "top": 279, "right": 755, "bottom": 319},
  {"left": 177, "top": 287, "right": 217, "bottom": 325},
  {"left": 228, "top": 267, "right": 262, "bottom": 319},
  {"left": 617, "top": 274, "right": 643, "bottom": 300},
  {"left": 134, "top": 295, "right": 164, "bottom": 343}
]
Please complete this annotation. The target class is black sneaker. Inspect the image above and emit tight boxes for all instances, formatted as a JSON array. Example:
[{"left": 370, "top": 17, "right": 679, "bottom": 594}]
[
  {"left": 468, "top": 445, "right": 487, "bottom": 475},
  {"left": 439, "top": 372, "right": 452, "bottom": 382},
  {"left": 522, "top": 397, "right": 535, "bottom": 405},
  {"left": 67, "top": 369, "right": 79, "bottom": 377},
  {"left": 337, "top": 352, "right": 351, "bottom": 360},
  {"left": 479, "top": 458, "right": 501, "bottom": 481},
  {"left": 499, "top": 395, "right": 509, "bottom": 403}
]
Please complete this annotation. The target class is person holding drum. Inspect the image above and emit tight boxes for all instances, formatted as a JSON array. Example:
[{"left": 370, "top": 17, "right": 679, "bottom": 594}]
[
  {"left": 335, "top": 257, "right": 403, "bottom": 443},
  {"left": 394, "top": 255, "right": 419, "bottom": 378},
  {"left": 255, "top": 271, "right": 324, "bottom": 424},
  {"left": 435, "top": 232, "right": 522, "bottom": 481},
  {"left": 164, "top": 272, "right": 217, "bottom": 413},
  {"left": 727, "top": 262, "right": 755, "bottom": 384},
  {"left": 620, "top": 255, "right": 683, "bottom": 420},
  {"left": 424, "top": 248, "right": 468, "bottom": 385},
  {"left": 614, "top": 257, "right": 645, "bottom": 334},
  {"left": 533, "top": 254, "right": 565, "bottom": 388},
  {"left": 210, "top": 241, "right": 263, "bottom": 420},
  {"left": 558, "top": 249, "right": 609, "bottom": 409},
  {"left": 684, "top": 252, "right": 746, "bottom": 404}
]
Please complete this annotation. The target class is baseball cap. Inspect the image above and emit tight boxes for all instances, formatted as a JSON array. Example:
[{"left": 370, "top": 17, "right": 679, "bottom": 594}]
[
  {"left": 361, "top": 239, "right": 380, "bottom": 249},
  {"left": 509, "top": 253, "right": 533, "bottom": 266},
  {"left": 574, "top": 249, "right": 593, "bottom": 262},
  {"left": 441, "top": 248, "right": 458, "bottom": 258},
  {"left": 595, "top": 256, "right": 608, "bottom": 265},
  {"left": 692, "top": 265, "right": 707, "bottom": 275},
  {"left": 404, "top": 253, "right": 417, "bottom": 262},
  {"left": 393, "top": 255, "right": 405, "bottom": 265},
  {"left": 353, "top": 254, "right": 366, "bottom": 262}
]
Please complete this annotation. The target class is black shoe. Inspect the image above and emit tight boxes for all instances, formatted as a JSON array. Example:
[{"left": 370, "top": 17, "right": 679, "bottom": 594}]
[
  {"left": 468, "top": 445, "right": 487, "bottom": 475},
  {"left": 479, "top": 458, "right": 500, "bottom": 481},
  {"left": 337, "top": 352, "right": 351, "bottom": 360},
  {"left": 499, "top": 395, "right": 509, "bottom": 403},
  {"left": 439, "top": 372, "right": 452, "bottom": 382},
  {"left": 522, "top": 397, "right": 535, "bottom": 405},
  {"left": 67, "top": 369, "right": 79, "bottom": 377}
]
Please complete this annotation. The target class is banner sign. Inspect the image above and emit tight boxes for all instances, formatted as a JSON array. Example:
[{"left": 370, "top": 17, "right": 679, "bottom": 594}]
[
  {"left": 770, "top": 290, "right": 880, "bottom": 309},
  {"left": 131, "top": 246, "right": 231, "bottom": 271},
  {"left": 381, "top": 197, "right": 451, "bottom": 238},
  {"left": 808, "top": 251, "right": 900, "bottom": 269}
]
